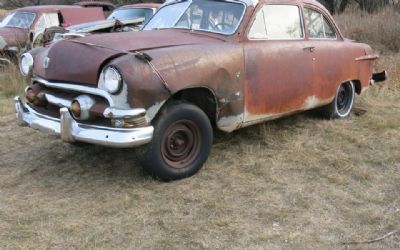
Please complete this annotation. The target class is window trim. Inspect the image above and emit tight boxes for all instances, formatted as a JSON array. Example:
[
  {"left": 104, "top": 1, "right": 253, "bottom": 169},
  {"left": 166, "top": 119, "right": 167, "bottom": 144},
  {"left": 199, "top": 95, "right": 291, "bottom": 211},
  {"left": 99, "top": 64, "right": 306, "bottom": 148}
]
[
  {"left": 303, "top": 6, "right": 338, "bottom": 40},
  {"left": 35, "top": 14, "right": 48, "bottom": 31},
  {"left": 247, "top": 4, "right": 305, "bottom": 41}
]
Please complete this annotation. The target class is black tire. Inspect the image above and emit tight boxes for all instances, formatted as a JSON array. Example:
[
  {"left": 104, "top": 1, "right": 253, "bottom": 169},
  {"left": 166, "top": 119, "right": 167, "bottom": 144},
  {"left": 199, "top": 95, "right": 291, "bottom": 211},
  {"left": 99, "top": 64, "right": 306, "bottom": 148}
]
[
  {"left": 321, "top": 81, "right": 355, "bottom": 119},
  {"left": 139, "top": 101, "right": 213, "bottom": 181}
]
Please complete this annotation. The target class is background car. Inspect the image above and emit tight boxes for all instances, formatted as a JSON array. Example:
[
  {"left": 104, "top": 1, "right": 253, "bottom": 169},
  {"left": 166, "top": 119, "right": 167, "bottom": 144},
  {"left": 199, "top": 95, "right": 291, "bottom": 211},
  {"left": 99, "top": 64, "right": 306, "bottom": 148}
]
[
  {"left": 0, "top": 5, "right": 105, "bottom": 59},
  {"left": 15, "top": 0, "right": 386, "bottom": 181},
  {"left": 73, "top": 1, "right": 116, "bottom": 17},
  {"left": 64, "top": 3, "right": 160, "bottom": 34},
  {"left": 41, "top": 3, "right": 161, "bottom": 47}
]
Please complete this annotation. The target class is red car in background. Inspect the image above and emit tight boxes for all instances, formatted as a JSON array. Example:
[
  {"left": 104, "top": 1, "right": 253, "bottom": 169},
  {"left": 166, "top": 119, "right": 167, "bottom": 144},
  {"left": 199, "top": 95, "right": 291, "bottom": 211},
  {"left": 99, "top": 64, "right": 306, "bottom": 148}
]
[{"left": 0, "top": 5, "right": 105, "bottom": 58}]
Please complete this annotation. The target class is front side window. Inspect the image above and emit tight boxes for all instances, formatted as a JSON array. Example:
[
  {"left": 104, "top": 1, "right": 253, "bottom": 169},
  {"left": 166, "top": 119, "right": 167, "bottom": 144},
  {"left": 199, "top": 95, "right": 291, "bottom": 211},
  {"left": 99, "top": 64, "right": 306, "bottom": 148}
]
[
  {"left": 304, "top": 8, "right": 336, "bottom": 39},
  {"left": 249, "top": 5, "right": 303, "bottom": 40},
  {"left": 1, "top": 11, "right": 36, "bottom": 29},
  {"left": 144, "top": 0, "right": 246, "bottom": 35}
]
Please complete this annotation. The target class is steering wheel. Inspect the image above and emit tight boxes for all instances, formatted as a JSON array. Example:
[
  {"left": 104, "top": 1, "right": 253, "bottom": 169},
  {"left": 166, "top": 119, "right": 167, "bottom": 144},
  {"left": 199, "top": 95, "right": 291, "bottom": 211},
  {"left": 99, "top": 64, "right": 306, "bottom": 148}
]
[
  {"left": 215, "top": 23, "right": 227, "bottom": 32},
  {"left": 207, "top": 19, "right": 227, "bottom": 32}
]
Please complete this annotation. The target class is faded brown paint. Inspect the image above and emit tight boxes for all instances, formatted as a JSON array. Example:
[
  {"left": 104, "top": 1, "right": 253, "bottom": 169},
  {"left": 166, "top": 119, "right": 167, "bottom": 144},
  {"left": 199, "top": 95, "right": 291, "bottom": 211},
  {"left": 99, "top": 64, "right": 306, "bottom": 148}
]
[
  {"left": 0, "top": 27, "right": 27, "bottom": 48},
  {"left": 27, "top": 0, "right": 379, "bottom": 132},
  {"left": 58, "top": 8, "right": 104, "bottom": 26}
]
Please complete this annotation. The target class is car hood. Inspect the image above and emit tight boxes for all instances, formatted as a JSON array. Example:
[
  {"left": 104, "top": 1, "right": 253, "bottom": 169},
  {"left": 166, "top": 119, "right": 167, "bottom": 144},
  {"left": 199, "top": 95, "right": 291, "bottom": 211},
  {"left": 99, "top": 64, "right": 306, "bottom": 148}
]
[
  {"left": 34, "top": 29, "right": 225, "bottom": 85},
  {"left": 0, "top": 27, "right": 28, "bottom": 50},
  {"left": 68, "top": 18, "right": 144, "bottom": 33}
]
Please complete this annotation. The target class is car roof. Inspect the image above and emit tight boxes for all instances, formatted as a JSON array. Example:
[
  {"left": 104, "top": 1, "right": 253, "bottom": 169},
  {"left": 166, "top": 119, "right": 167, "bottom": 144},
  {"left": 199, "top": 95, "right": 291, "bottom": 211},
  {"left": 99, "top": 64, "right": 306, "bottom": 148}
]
[
  {"left": 15, "top": 5, "right": 83, "bottom": 14},
  {"left": 74, "top": 1, "right": 116, "bottom": 10},
  {"left": 163, "top": 0, "right": 324, "bottom": 8},
  {"left": 258, "top": 0, "right": 324, "bottom": 7},
  {"left": 117, "top": 3, "right": 162, "bottom": 10}
]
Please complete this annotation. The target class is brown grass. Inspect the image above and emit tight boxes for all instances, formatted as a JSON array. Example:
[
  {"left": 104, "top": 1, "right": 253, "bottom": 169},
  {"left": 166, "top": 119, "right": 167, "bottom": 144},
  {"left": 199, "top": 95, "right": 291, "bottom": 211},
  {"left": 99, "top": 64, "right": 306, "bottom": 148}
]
[
  {"left": 0, "top": 9, "right": 8, "bottom": 20},
  {"left": 336, "top": 7, "right": 400, "bottom": 54},
  {"left": 0, "top": 9, "right": 399, "bottom": 250},
  {"left": 0, "top": 64, "right": 26, "bottom": 98}
]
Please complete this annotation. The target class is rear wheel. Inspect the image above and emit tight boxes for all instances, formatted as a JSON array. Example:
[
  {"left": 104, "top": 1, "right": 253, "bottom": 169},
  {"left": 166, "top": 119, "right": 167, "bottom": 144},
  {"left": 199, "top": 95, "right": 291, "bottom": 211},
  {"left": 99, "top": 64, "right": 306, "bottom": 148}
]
[
  {"left": 139, "top": 101, "right": 213, "bottom": 181},
  {"left": 321, "top": 81, "right": 355, "bottom": 119}
]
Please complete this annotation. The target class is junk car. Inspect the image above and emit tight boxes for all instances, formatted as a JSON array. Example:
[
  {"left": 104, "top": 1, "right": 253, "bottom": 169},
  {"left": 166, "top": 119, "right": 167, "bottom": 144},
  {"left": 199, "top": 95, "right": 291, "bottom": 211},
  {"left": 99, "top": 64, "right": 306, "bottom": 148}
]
[
  {"left": 15, "top": 0, "right": 387, "bottom": 180},
  {"left": 0, "top": 5, "right": 105, "bottom": 58},
  {"left": 51, "top": 3, "right": 161, "bottom": 42}
]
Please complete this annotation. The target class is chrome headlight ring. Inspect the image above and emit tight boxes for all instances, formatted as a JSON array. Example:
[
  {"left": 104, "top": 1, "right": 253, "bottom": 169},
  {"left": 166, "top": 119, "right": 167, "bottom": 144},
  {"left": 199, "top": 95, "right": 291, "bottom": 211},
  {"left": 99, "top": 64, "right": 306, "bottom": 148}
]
[{"left": 101, "top": 66, "right": 122, "bottom": 95}]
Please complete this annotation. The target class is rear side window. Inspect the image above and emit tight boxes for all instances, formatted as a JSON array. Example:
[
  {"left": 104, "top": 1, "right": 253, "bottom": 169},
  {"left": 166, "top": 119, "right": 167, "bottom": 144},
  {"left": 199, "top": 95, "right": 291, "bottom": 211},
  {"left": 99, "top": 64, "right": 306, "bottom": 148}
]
[
  {"left": 44, "top": 13, "right": 60, "bottom": 28},
  {"left": 249, "top": 5, "right": 303, "bottom": 40},
  {"left": 304, "top": 8, "right": 336, "bottom": 39}
]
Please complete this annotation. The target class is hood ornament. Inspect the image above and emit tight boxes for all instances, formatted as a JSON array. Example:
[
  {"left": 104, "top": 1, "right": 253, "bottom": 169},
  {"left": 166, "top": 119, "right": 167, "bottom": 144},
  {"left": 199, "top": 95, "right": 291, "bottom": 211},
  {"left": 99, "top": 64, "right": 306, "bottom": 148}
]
[{"left": 43, "top": 57, "right": 50, "bottom": 69}]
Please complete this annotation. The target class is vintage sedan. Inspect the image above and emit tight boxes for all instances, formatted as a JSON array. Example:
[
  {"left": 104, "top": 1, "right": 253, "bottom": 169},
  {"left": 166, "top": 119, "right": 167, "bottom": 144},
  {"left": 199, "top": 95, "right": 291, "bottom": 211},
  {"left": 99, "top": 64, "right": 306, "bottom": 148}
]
[
  {"left": 0, "top": 5, "right": 105, "bottom": 58},
  {"left": 15, "top": 0, "right": 386, "bottom": 181}
]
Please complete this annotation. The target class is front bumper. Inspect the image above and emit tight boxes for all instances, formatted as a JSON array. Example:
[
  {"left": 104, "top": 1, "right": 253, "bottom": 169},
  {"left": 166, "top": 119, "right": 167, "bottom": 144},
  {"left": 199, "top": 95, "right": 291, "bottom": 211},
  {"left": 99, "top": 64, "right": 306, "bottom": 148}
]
[{"left": 15, "top": 96, "right": 154, "bottom": 148}]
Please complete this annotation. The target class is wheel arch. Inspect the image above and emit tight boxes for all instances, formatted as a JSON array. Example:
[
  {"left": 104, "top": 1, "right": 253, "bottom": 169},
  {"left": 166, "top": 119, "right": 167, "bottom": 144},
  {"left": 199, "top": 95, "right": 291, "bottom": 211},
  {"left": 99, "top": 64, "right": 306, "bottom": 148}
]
[
  {"left": 148, "top": 86, "right": 219, "bottom": 127},
  {"left": 351, "top": 79, "right": 362, "bottom": 95},
  {"left": 170, "top": 87, "right": 219, "bottom": 126}
]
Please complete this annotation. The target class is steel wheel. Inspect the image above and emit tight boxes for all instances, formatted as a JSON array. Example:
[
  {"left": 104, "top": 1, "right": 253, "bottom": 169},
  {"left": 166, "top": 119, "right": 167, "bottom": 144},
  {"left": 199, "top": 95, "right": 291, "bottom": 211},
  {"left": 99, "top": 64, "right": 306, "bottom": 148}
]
[
  {"left": 138, "top": 101, "right": 213, "bottom": 181},
  {"left": 161, "top": 120, "right": 201, "bottom": 169},
  {"left": 321, "top": 81, "right": 355, "bottom": 119},
  {"left": 336, "top": 83, "right": 353, "bottom": 116}
]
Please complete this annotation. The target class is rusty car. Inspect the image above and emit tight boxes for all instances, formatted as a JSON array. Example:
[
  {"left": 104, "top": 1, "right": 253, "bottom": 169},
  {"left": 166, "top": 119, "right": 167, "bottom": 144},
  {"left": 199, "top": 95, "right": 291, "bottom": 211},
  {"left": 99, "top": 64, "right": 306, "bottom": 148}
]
[
  {"left": 15, "top": 0, "right": 387, "bottom": 181},
  {"left": 0, "top": 5, "right": 105, "bottom": 59}
]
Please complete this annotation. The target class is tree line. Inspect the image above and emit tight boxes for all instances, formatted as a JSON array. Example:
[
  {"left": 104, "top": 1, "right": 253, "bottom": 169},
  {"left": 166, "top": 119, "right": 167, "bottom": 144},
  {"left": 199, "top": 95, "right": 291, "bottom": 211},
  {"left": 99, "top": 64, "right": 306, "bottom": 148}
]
[{"left": 319, "top": 0, "right": 399, "bottom": 13}]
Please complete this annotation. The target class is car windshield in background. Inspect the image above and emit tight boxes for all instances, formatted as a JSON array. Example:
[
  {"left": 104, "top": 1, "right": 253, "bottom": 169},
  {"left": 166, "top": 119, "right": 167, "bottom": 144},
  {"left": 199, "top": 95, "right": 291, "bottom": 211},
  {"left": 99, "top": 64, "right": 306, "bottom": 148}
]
[
  {"left": 108, "top": 8, "right": 154, "bottom": 23},
  {"left": 1, "top": 12, "right": 35, "bottom": 29},
  {"left": 144, "top": 0, "right": 245, "bottom": 35}
]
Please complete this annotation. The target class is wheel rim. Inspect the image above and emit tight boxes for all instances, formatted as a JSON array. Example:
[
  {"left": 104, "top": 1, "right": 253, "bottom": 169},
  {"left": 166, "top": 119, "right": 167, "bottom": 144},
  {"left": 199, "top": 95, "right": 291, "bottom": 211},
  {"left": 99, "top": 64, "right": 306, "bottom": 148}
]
[
  {"left": 336, "top": 83, "right": 353, "bottom": 116},
  {"left": 161, "top": 120, "right": 201, "bottom": 169}
]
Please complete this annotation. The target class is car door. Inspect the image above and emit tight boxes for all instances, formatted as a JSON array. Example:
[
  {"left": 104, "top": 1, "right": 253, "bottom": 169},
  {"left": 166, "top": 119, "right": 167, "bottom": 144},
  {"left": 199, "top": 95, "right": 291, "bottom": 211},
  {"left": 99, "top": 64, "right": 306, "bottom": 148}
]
[
  {"left": 303, "top": 6, "right": 345, "bottom": 101},
  {"left": 32, "top": 13, "right": 60, "bottom": 47},
  {"left": 243, "top": 4, "right": 315, "bottom": 124}
]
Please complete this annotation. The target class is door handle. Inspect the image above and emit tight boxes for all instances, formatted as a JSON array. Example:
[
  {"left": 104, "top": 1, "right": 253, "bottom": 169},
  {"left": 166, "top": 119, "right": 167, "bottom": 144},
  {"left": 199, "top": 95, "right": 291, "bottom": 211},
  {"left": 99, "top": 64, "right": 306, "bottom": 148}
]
[{"left": 303, "top": 46, "right": 316, "bottom": 52}]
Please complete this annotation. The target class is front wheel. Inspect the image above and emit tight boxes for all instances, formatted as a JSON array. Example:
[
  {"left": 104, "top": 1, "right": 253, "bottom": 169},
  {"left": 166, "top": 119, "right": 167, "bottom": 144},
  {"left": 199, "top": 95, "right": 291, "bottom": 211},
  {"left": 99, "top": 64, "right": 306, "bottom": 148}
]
[
  {"left": 138, "top": 101, "right": 213, "bottom": 181},
  {"left": 321, "top": 81, "right": 355, "bottom": 119}
]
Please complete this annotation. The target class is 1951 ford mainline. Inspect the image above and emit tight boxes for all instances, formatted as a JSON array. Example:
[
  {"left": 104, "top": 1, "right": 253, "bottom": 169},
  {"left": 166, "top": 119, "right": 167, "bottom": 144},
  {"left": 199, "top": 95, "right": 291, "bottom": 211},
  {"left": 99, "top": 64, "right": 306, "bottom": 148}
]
[{"left": 15, "top": 0, "right": 387, "bottom": 180}]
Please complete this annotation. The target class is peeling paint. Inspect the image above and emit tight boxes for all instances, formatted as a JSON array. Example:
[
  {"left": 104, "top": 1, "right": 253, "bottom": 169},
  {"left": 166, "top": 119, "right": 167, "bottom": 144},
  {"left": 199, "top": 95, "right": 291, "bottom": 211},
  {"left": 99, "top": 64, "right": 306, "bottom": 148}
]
[
  {"left": 217, "top": 114, "right": 244, "bottom": 132},
  {"left": 145, "top": 100, "right": 166, "bottom": 123},
  {"left": 304, "top": 96, "right": 321, "bottom": 110},
  {"left": 97, "top": 72, "right": 130, "bottom": 109}
]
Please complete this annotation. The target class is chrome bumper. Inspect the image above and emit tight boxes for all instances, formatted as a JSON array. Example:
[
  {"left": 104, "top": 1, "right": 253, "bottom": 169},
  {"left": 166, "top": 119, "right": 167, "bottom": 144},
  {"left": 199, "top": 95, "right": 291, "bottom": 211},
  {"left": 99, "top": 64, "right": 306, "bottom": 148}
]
[{"left": 15, "top": 96, "right": 154, "bottom": 148}]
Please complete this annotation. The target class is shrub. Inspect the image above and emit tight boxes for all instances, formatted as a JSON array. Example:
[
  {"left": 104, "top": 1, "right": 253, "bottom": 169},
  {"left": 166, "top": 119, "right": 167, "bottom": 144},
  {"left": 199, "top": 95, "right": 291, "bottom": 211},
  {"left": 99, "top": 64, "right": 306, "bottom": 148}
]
[{"left": 335, "top": 7, "right": 400, "bottom": 54}]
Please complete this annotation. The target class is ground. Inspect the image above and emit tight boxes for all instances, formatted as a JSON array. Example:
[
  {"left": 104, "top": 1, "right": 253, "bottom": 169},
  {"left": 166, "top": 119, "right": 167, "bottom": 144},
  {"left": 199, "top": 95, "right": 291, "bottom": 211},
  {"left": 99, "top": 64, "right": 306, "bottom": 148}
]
[{"left": 0, "top": 10, "right": 399, "bottom": 250}]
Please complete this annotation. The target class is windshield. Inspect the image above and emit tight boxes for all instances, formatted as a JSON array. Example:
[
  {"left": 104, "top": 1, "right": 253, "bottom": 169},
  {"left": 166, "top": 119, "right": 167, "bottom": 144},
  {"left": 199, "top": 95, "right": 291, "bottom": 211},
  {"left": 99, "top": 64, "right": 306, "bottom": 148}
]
[
  {"left": 108, "top": 8, "right": 154, "bottom": 23},
  {"left": 144, "top": 0, "right": 245, "bottom": 35},
  {"left": 1, "top": 12, "right": 35, "bottom": 29}
]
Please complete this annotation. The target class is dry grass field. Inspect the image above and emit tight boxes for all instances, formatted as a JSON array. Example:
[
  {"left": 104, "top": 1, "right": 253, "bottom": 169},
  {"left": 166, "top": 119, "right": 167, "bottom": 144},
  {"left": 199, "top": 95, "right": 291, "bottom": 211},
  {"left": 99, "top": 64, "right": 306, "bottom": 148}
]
[
  {"left": 0, "top": 8, "right": 399, "bottom": 250},
  {"left": 0, "top": 9, "right": 8, "bottom": 20}
]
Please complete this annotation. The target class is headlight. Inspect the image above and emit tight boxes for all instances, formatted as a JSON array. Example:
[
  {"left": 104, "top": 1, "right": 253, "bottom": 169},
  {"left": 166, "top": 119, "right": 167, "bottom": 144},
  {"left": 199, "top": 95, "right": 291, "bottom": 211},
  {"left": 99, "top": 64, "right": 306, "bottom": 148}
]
[
  {"left": 102, "top": 66, "right": 122, "bottom": 94},
  {"left": 19, "top": 53, "right": 34, "bottom": 76}
]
